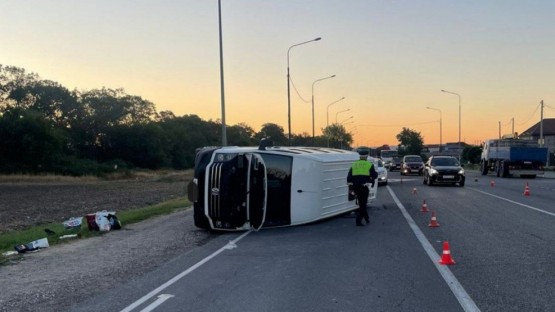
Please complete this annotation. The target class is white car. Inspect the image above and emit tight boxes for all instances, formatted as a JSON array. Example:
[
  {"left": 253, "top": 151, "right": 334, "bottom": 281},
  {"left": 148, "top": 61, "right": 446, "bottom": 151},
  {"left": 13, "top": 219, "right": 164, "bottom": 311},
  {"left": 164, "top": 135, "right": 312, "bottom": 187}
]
[{"left": 368, "top": 157, "right": 388, "bottom": 186}]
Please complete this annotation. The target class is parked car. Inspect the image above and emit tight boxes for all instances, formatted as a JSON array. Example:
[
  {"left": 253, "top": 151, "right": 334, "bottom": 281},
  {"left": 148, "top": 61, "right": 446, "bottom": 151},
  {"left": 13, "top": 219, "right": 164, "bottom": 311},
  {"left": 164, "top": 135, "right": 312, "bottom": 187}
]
[
  {"left": 423, "top": 156, "right": 465, "bottom": 187},
  {"left": 389, "top": 157, "right": 402, "bottom": 171},
  {"left": 400, "top": 155, "right": 424, "bottom": 176},
  {"left": 369, "top": 157, "right": 388, "bottom": 186}
]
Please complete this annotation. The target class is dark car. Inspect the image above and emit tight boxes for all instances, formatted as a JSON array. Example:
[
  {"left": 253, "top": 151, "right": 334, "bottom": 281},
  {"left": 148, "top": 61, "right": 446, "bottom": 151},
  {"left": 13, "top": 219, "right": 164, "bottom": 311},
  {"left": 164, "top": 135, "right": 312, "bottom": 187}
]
[
  {"left": 389, "top": 157, "right": 402, "bottom": 171},
  {"left": 400, "top": 155, "right": 424, "bottom": 175},
  {"left": 423, "top": 156, "right": 465, "bottom": 187}
]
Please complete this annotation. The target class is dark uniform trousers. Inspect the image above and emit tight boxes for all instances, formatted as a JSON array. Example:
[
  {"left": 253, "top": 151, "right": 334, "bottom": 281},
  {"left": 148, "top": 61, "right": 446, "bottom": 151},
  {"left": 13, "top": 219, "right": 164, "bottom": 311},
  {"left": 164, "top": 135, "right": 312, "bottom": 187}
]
[{"left": 353, "top": 184, "right": 370, "bottom": 224}]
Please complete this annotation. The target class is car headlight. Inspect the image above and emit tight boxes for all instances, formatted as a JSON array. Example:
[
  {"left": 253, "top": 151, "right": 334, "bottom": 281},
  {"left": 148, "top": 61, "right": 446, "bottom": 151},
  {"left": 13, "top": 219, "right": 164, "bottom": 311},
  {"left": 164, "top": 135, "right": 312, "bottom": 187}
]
[
  {"left": 430, "top": 168, "right": 438, "bottom": 174},
  {"left": 458, "top": 168, "right": 465, "bottom": 175}
]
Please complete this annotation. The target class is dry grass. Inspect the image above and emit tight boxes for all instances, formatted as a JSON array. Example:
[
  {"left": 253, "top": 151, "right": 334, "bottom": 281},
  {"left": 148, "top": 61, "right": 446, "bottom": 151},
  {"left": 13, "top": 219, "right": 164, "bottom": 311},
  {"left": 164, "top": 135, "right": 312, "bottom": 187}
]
[
  {"left": 0, "top": 169, "right": 194, "bottom": 183},
  {"left": 0, "top": 174, "right": 99, "bottom": 183}
]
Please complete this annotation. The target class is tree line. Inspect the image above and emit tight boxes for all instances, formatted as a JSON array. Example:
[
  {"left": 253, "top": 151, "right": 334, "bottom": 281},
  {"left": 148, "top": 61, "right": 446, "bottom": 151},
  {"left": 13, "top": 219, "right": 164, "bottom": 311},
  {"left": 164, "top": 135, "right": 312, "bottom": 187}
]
[{"left": 0, "top": 65, "right": 354, "bottom": 175}]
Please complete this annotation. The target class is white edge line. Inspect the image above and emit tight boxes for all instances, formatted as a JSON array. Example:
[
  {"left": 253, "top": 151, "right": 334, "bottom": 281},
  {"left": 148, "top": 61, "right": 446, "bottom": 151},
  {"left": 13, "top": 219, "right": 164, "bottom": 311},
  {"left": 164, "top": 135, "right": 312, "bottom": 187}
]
[
  {"left": 120, "top": 230, "right": 252, "bottom": 312},
  {"left": 138, "top": 294, "right": 174, "bottom": 312},
  {"left": 468, "top": 187, "right": 555, "bottom": 217},
  {"left": 386, "top": 186, "right": 481, "bottom": 312}
]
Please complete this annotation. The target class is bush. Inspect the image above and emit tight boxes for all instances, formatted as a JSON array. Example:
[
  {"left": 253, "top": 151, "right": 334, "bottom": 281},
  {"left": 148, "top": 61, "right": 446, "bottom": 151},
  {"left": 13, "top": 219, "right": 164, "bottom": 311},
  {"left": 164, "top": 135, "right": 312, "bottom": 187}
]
[{"left": 49, "top": 156, "right": 132, "bottom": 177}]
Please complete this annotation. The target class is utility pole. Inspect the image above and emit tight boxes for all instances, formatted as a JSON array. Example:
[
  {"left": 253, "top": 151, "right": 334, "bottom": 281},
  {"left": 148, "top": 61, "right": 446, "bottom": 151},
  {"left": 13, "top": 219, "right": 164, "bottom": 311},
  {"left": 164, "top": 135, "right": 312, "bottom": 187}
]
[{"left": 540, "top": 100, "right": 544, "bottom": 147}]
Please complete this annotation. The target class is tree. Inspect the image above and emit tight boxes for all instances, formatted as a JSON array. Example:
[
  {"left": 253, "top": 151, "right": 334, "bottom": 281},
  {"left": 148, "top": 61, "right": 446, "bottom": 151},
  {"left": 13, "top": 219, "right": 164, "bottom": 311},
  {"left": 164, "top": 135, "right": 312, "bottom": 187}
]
[
  {"left": 322, "top": 123, "right": 352, "bottom": 149},
  {"left": 396, "top": 127, "right": 424, "bottom": 155},
  {"left": 159, "top": 110, "right": 176, "bottom": 120},
  {"left": 159, "top": 114, "right": 220, "bottom": 169},
  {"left": 102, "top": 123, "right": 171, "bottom": 169},
  {"left": 254, "top": 123, "right": 287, "bottom": 146},
  {"left": 291, "top": 132, "right": 312, "bottom": 146},
  {"left": 74, "top": 88, "right": 159, "bottom": 159},
  {"left": 0, "top": 65, "right": 41, "bottom": 111},
  {"left": 462, "top": 145, "right": 482, "bottom": 164},
  {"left": 7, "top": 80, "right": 81, "bottom": 129},
  {"left": 227, "top": 123, "right": 256, "bottom": 146},
  {"left": 0, "top": 108, "right": 67, "bottom": 173}
]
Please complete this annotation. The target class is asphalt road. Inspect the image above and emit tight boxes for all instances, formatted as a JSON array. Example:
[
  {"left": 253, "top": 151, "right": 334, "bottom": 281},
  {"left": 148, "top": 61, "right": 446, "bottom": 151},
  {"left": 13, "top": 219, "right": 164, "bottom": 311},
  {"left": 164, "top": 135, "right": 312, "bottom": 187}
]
[{"left": 69, "top": 170, "right": 555, "bottom": 312}]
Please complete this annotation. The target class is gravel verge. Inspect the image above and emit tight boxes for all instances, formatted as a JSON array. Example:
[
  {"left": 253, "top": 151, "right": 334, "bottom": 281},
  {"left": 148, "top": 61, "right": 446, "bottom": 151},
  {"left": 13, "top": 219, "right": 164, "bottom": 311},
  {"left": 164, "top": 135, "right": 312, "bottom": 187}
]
[{"left": 0, "top": 209, "right": 215, "bottom": 312}]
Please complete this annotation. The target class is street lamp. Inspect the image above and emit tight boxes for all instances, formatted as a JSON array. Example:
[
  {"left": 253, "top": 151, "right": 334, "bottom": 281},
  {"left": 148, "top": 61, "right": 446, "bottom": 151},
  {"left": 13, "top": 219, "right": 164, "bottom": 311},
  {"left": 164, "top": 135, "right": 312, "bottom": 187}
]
[
  {"left": 335, "top": 108, "right": 350, "bottom": 123},
  {"left": 441, "top": 89, "right": 461, "bottom": 154},
  {"left": 311, "top": 75, "right": 335, "bottom": 145},
  {"left": 326, "top": 97, "right": 345, "bottom": 147},
  {"left": 340, "top": 116, "right": 354, "bottom": 124},
  {"left": 287, "top": 37, "right": 322, "bottom": 146},
  {"left": 426, "top": 106, "right": 442, "bottom": 153},
  {"left": 218, "top": 0, "right": 227, "bottom": 146},
  {"left": 326, "top": 97, "right": 345, "bottom": 128}
]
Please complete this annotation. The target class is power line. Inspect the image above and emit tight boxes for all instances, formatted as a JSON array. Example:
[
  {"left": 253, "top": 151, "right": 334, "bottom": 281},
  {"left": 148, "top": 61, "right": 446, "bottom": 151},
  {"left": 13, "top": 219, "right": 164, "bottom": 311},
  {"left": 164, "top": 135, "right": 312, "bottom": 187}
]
[
  {"left": 544, "top": 104, "right": 555, "bottom": 113},
  {"left": 289, "top": 75, "right": 310, "bottom": 103},
  {"left": 356, "top": 120, "right": 438, "bottom": 127},
  {"left": 516, "top": 102, "right": 540, "bottom": 126}
]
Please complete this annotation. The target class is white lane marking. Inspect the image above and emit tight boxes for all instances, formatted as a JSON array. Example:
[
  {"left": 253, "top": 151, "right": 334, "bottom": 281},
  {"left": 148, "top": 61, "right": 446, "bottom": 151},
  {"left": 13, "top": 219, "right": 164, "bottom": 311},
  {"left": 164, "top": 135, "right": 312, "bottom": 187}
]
[
  {"left": 139, "top": 294, "right": 174, "bottom": 312},
  {"left": 120, "top": 230, "right": 252, "bottom": 312},
  {"left": 468, "top": 187, "right": 555, "bottom": 217},
  {"left": 386, "top": 186, "right": 481, "bottom": 312},
  {"left": 388, "top": 178, "right": 417, "bottom": 182}
]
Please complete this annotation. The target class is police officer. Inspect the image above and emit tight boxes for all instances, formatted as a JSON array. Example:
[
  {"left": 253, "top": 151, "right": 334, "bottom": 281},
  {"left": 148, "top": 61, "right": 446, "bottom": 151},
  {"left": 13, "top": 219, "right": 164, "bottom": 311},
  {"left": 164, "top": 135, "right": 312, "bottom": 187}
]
[{"left": 347, "top": 150, "right": 378, "bottom": 226}]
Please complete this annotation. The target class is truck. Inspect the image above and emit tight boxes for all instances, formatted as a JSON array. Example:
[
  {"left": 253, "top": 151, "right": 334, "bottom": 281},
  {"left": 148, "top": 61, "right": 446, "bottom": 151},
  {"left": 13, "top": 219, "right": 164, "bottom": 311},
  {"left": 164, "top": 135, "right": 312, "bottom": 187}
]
[
  {"left": 379, "top": 149, "right": 398, "bottom": 170},
  {"left": 480, "top": 138, "right": 548, "bottom": 178}
]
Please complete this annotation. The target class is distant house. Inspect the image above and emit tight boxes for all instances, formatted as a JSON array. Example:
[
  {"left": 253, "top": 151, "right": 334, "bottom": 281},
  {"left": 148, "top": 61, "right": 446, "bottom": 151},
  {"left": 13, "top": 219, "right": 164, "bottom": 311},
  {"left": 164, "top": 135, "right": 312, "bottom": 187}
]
[
  {"left": 423, "top": 142, "right": 468, "bottom": 158},
  {"left": 519, "top": 118, "right": 555, "bottom": 165}
]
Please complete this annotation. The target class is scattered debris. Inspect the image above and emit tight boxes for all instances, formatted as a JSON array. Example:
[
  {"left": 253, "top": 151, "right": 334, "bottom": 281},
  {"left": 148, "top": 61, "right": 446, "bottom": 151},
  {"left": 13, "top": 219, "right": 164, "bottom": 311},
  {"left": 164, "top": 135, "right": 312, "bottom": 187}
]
[
  {"left": 86, "top": 213, "right": 99, "bottom": 231},
  {"left": 107, "top": 214, "right": 122, "bottom": 230},
  {"left": 86, "top": 211, "right": 121, "bottom": 231},
  {"left": 95, "top": 211, "right": 113, "bottom": 231},
  {"left": 63, "top": 217, "right": 83, "bottom": 230},
  {"left": 14, "top": 237, "right": 49, "bottom": 253},
  {"left": 59, "top": 234, "right": 79, "bottom": 239},
  {"left": 44, "top": 228, "right": 56, "bottom": 236}
]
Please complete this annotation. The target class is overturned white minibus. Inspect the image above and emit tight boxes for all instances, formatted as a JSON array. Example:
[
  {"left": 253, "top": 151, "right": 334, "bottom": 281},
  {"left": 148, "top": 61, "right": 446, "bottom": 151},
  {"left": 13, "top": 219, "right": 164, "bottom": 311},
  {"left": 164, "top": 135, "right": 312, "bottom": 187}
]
[{"left": 187, "top": 141, "right": 378, "bottom": 231}]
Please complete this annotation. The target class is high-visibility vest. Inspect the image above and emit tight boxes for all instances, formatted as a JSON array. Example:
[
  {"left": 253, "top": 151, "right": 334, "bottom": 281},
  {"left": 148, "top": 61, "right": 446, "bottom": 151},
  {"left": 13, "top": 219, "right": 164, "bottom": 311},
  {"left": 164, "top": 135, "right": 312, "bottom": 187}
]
[{"left": 351, "top": 160, "right": 372, "bottom": 176}]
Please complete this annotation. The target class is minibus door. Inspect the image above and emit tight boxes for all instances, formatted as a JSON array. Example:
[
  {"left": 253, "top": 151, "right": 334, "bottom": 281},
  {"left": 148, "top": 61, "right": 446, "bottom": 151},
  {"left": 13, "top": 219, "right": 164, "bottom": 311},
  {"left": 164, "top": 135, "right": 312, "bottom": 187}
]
[{"left": 247, "top": 154, "right": 267, "bottom": 230}]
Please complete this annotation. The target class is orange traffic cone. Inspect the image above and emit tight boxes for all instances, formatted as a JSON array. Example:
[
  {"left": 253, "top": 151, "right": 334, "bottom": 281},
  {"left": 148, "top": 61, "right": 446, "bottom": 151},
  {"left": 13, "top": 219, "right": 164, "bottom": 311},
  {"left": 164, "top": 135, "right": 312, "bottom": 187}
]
[
  {"left": 421, "top": 200, "right": 429, "bottom": 213},
  {"left": 412, "top": 187, "right": 417, "bottom": 195},
  {"left": 428, "top": 211, "right": 440, "bottom": 227},
  {"left": 439, "top": 241, "right": 456, "bottom": 265},
  {"left": 523, "top": 182, "right": 530, "bottom": 196},
  {"left": 490, "top": 180, "right": 495, "bottom": 187}
]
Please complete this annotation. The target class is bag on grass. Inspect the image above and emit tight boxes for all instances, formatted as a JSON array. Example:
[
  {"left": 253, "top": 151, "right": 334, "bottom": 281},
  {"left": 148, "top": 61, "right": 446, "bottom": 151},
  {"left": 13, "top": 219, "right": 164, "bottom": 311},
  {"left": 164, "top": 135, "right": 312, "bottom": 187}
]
[
  {"left": 106, "top": 214, "right": 122, "bottom": 230},
  {"left": 95, "top": 210, "right": 114, "bottom": 231}
]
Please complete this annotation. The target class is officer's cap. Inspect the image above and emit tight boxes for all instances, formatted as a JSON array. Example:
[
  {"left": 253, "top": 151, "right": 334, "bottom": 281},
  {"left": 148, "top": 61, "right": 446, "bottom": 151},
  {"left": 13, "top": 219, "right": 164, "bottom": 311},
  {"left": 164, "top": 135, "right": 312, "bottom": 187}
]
[{"left": 358, "top": 150, "right": 369, "bottom": 156}]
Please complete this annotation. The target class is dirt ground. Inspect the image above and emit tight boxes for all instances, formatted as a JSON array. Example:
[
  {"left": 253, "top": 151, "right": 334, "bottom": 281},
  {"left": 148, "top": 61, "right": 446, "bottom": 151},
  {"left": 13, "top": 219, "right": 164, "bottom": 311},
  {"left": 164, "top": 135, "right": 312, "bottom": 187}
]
[
  {"left": 0, "top": 172, "right": 190, "bottom": 234},
  {"left": 0, "top": 171, "right": 220, "bottom": 312}
]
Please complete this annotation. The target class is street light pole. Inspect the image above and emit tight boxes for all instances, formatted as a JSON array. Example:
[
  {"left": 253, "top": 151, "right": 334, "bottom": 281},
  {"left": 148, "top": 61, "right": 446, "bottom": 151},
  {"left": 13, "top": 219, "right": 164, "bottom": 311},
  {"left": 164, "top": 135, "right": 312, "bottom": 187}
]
[
  {"left": 311, "top": 74, "right": 335, "bottom": 145},
  {"left": 336, "top": 108, "right": 350, "bottom": 123},
  {"left": 340, "top": 116, "right": 354, "bottom": 124},
  {"left": 326, "top": 97, "right": 345, "bottom": 147},
  {"left": 287, "top": 37, "right": 321, "bottom": 146},
  {"left": 326, "top": 97, "right": 345, "bottom": 128},
  {"left": 426, "top": 106, "right": 442, "bottom": 153},
  {"left": 441, "top": 89, "right": 461, "bottom": 155},
  {"left": 218, "top": 0, "right": 227, "bottom": 146}
]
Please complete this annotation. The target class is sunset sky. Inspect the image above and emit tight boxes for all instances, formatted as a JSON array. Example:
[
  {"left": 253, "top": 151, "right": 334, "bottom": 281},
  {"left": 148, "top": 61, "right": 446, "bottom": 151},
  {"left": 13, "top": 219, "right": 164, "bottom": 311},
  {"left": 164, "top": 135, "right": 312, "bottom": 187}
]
[{"left": 2, "top": 0, "right": 554, "bottom": 147}]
